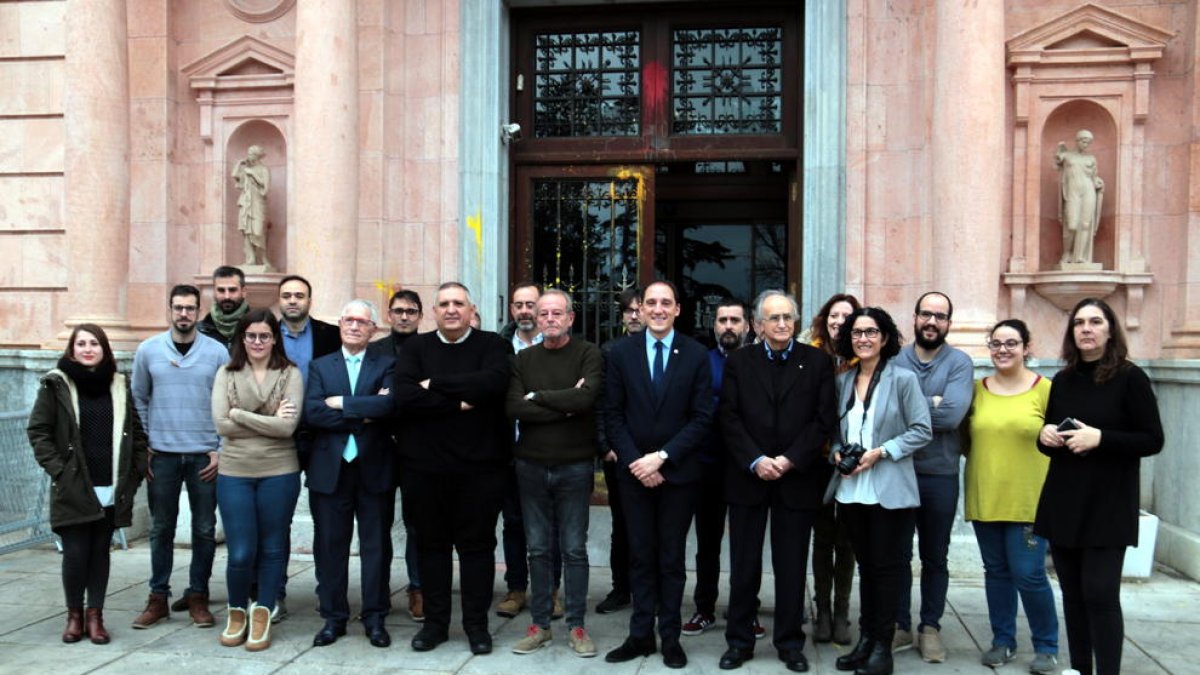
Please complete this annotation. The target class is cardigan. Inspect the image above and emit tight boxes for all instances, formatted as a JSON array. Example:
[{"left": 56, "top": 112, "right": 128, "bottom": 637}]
[{"left": 211, "top": 365, "right": 304, "bottom": 478}]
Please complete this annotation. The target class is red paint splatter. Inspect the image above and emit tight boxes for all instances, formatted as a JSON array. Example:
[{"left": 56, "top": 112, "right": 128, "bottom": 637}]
[{"left": 643, "top": 61, "right": 667, "bottom": 120}]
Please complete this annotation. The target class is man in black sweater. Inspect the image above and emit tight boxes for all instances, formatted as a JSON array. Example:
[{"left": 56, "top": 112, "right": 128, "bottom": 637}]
[
  {"left": 392, "top": 282, "right": 512, "bottom": 656},
  {"left": 505, "top": 289, "right": 604, "bottom": 658}
]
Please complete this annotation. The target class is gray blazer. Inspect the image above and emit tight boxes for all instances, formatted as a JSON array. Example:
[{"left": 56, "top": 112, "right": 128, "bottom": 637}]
[{"left": 831, "top": 362, "right": 932, "bottom": 510}]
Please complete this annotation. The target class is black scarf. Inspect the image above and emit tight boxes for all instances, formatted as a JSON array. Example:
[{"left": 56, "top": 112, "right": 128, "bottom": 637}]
[{"left": 57, "top": 356, "right": 115, "bottom": 397}]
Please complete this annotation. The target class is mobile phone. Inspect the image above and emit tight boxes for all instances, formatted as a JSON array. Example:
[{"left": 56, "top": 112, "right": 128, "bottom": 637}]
[{"left": 1056, "top": 417, "right": 1080, "bottom": 432}]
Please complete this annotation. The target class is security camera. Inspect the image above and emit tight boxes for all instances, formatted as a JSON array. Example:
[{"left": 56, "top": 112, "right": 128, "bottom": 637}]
[{"left": 501, "top": 122, "right": 522, "bottom": 144}]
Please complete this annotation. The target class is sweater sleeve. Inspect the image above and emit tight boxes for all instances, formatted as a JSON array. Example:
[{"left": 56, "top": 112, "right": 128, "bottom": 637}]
[
  {"left": 227, "top": 368, "right": 304, "bottom": 439},
  {"left": 530, "top": 344, "right": 604, "bottom": 414},
  {"left": 1094, "top": 366, "right": 1165, "bottom": 458},
  {"left": 929, "top": 350, "right": 974, "bottom": 431},
  {"left": 212, "top": 369, "right": 258, "bottom": 440}
]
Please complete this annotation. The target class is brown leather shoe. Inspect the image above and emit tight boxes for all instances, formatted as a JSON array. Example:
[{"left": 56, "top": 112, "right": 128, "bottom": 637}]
[
  {"left": 188, "top": 592, "right": 215, "bottom": 628},
  {"left": 86, "top": 608, "right": 110, "bottom": 644},
  {"left": 132, "top": 593, "right": 169, "bottom": 629},
  {"left": 63, "top": 607, "right": 84, "bottom": 643},
  {"left": 408, "top": 589, "right": 425, "bottom": 622}
]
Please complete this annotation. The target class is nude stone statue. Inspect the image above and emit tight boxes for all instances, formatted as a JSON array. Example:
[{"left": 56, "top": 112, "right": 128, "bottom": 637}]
[
  {"left": 1055, "top": 129, "right": 1104, "bottom": 266},
  {"left": 232, "top": 145, "right": 272, "bottom": 270}
]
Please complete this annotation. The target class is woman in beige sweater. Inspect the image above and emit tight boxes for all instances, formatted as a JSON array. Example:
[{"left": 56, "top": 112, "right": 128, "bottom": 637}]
[{"left": 211, "top": 309, "right": 303, "bottom": 652}]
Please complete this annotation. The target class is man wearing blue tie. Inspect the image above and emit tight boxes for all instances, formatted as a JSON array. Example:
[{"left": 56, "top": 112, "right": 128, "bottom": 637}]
[
  {"left": 603, "top": 281, "right": 714, "bottom": 669},
  {"left": 303, "top": 299, "right": 396, "bottom": 649}
]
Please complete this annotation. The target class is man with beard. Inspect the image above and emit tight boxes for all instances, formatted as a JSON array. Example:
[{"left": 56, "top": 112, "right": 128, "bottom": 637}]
[
  {"left": 604, "top": 281, "right": 713, "bottom": 669},
  {"left": 131, "top": 285, "right": 229, "bottom": 629},
  {"left": 198, "top": 266, "right": 251, "bottom": 348},
  {"left": 277, "top": 275, "right": 341, "bottom": 382},
  {"left": 367, "top": 288, "right": 426, "bottom": 621},
  {"left": 891, "top": 291, "right": 974, "bottom": 662},
  {"left": 682, "top": 299, "right": 759, "bottom": 638}
]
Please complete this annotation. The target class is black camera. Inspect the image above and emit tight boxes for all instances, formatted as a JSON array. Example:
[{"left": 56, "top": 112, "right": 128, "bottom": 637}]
[{"left": 836, "top": 443, "right": 867, "bottom": 476}]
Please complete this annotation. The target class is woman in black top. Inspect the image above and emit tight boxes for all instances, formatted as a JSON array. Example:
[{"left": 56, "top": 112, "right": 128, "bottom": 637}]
[
  {"left": 1035, "top": 298, "right": 1164, "bottom": 675},
  {"left": 27, "top": 324, "right": 147, "bottom": 644}
]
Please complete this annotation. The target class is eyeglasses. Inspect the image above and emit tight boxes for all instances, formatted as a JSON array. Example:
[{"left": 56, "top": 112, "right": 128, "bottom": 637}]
[
  {"left": 339, "top": 317, "right": 375, "bottom": 328},
  {"left": 623, "top": 306, "right": 640, "bottom": 315},
  {"left": 917, "top": 310, "right": 950, "bottom": 323},
  {"left": 987, "top": 339, "right": 1023, "bottom": 352},
  {"left": 171, "top": 304, "right": 199, "bottom": 315},
  {"left": 390, "top": 307, "right": 420, "bottom": 317},
  {"left": 850, "top": 328, "right": 882, "bottom": 339},
  {"left": 764, "top": 314, "right": 795, "bottom": 324},
  {"left": 243, "top": 332, "right": 273, "bottom": 344}
]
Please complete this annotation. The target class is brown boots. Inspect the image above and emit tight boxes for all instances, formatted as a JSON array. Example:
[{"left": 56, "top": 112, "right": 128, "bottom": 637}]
[
  {"left": 63, "top": 608, "right": 110, "bottom": 644},
  {"left": 132, "top": 593, "right": 169, "bottom": 629},
  {"left": 187, "top": 592, "right": 215, "bottom": 627},
  {"left": 62, "top": 608, "right": 84, "bottom": 643}
]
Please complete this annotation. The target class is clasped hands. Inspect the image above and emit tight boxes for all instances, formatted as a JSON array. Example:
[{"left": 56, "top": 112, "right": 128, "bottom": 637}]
[
  {"left": 754, "top": 455, "right": 794, "bottom": 481},
  {"left": 1039, "top": 420, "right": 1101, "bottom": 454}
]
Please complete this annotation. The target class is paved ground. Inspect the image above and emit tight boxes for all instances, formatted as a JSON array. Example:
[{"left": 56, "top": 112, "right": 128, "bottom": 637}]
[{"left": 0, "top": 542, "right": 1196, "bottom": 675}]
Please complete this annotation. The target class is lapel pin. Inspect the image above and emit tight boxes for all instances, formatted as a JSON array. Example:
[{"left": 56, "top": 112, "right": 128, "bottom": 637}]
[{"left": 673, "top": 349, "right": 679, "bottom": 355}]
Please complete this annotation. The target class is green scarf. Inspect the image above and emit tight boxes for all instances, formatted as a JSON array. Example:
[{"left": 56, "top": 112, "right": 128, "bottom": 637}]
[{"left": 209, "top": 300, "right": 250, "bottom": 338}]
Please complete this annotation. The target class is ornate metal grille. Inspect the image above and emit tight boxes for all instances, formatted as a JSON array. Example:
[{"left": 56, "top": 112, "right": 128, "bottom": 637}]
[
  {"left": 532, "top": 178, "right": 641, "bottom": 344},
  {"left": 534, "top": 31, "right": 641, "bottom": 138},
  {"left": 672, "top": 27, "right": 782, "bottom": 134}
]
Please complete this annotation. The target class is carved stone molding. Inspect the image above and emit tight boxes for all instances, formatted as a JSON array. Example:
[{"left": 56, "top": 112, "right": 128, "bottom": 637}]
[
  {"left": 1004, "top": 3, "right": 1173, "bottom": 329},
  {"left": 224, "top": 0, "right": 295, "bottom": 24},
  {"left": 181, "top": 35, "right": 295, "bottom": 142}
]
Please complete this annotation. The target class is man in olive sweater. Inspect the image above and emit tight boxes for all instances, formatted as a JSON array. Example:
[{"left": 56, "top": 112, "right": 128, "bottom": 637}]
[{"left": 505, "top": 289, "right": 604, "bottom": 657}]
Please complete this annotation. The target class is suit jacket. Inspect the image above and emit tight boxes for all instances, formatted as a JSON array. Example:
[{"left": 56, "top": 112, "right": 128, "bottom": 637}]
[
  {"left": 310, "top": 318, "right": 343, "bottom": 360},
  {"left": 831, "top": 362, "right": 932, "bottom": 510},
  {"left": 720, "top": 340, "right": 837, "bottom": 509},
  {"left": 302, "top": 348, "right": 396, "bottom": 495},
  {"left": 604, "top": 330, "right": 713, "bottom": 485}
]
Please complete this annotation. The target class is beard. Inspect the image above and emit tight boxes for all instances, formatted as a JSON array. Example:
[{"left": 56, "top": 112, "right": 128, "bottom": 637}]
[
  {"left": 915, "top": 325, "right": 947, "bottom": 350},
  {"left": 516, "top": 318, "right": 536, "bottom": 331},
  {"left": 718, "top": 330, "right": 742, "bottom": 351},
  {"left": 173, "top": 320, "right": 195, "bottom": 334},
  {"left": 217, "top": 298, "right": 242, "bottom": 313}
]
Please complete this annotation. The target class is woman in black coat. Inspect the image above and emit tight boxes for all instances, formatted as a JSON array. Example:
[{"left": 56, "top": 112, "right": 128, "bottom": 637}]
[
  {"left": 27, "top": 324, "right": 147, "bottom": 645},
  {"left": 1035, "top": 298, "right": 1164, "bottom": 675}
]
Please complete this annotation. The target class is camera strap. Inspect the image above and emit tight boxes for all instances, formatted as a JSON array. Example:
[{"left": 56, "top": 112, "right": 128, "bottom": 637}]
[{"left": 843, "top": 362, "right": 883, "bottom": 447}]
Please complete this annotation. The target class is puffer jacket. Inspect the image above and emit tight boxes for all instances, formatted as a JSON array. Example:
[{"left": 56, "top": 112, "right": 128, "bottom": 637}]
[{"left": 27, "top": 369, "right": 147, "bottom": 532}]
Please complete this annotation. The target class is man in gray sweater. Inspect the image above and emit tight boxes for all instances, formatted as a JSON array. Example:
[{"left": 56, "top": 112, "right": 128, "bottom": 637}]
[
  {"left": 505, "top": 289, "right": 604, "bottom": 658},
  {"left": 891, "top": 292, "right": 974, "bottom": 663}
]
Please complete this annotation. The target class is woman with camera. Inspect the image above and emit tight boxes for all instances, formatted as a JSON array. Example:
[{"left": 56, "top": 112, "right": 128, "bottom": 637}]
[
  {"left": 212, "top": 309, "right": 304, "bottom": 652},
  {"left": 963, "top": 319, "right": 1058, "bottom": 673},
  {"left": 27, "top": 324, "right": 147, "bottom": 644},
  {"left": 803, "top": 293, "right": 860, "bottom": 644},
  {"left": 1035, "top": 298, "right": 1163, "bottom": 675},
  {"left": 830, "top": 307, "right": 931, "bottom": 675}
]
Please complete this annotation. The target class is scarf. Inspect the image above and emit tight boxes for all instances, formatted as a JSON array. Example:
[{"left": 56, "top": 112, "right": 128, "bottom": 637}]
[
  {"left": 209, "top": 300, "right": 250, "bottom": 338},
  {"left": 57, "top": 356, "right": 115, "bottom": 397}
]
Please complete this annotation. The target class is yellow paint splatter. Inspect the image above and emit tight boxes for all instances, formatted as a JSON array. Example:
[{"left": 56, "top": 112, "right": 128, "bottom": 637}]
[
  {"left": 467, "top": 210, "right": 484, "bottom": 263},
  {"left": 612, "top": 167, "right": 647, "bottom": 276}
]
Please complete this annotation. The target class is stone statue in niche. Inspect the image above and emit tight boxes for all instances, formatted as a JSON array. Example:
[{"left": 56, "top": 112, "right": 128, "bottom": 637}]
[
  {"left": 232, "top": 145, "right": 272, "bottom": 271},
  {"left": 1055, "top": 129, "right": 1104, "bottom": 268}
]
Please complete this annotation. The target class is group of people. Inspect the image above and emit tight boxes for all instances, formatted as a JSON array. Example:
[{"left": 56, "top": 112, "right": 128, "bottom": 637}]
[{"left": 27, "top": 266, "right": 1163, "bottom": 675}]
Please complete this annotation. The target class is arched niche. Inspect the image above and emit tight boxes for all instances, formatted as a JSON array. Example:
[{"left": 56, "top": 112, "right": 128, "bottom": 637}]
[
  {"left": 226, "top": 120, "right": 288, "bottom": 272},
  {"left": 1039, "top": 100, "right": 1117, "bottom": 271}
]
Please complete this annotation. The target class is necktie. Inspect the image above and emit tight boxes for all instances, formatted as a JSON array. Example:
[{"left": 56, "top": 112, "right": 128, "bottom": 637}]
[
  {"left": 343, "top": 355, "right": 361, "bottom": 462},
  {"left": 653, "top": 340, "right": 665, "bottom": 394}
]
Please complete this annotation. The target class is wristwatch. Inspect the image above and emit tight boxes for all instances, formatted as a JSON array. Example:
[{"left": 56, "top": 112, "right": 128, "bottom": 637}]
[
  {"left": 656, "top": 449, "right": 669, "bottom": 461},
  {"left": 878, "top": 448, "right": 890, "bottom": 461}
]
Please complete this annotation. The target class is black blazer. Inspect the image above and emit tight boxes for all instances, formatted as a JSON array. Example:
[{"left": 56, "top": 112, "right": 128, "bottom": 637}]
[
  {"left": 310, "top": 318, "right": 343, "bottom": 360},
  {"left": 719, "top": 340, "right": 837, "bottom": 509},
  {"left": 302, "top": 349, "right": 396, "bottom": 495},
  {"left": 604, "top": 331, "right": 713, "bottom": 485}
]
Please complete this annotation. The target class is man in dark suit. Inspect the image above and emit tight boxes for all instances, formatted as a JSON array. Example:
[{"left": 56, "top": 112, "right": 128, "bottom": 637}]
[
  {"left": 716, "top": 290, "right": 836, "bottom": 672},
  {"left": 278, "top": 275, "right": 341, "bottom": 382},
  {"left": 302, "top": 299, "right": 397, "bottom": 649},
  {"left": 603, "top": 280, "right": 713, "bottom": 669}
]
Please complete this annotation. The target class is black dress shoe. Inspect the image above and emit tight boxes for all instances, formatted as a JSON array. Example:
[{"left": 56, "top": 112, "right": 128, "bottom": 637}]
[
  {"left": 595, "top": 589, "right": 631, "bottom": 614},
  {"left": 781, "top": 648, "right": 810, "bottom": 672},
  {"left": 719, "top": 646, "right": 755, "bottom": 669},
  {"left": 312, "top": 622, "right": 347, "bottom": 647},
  {"left": 411, "top": 625, "right": 448, "bottom": 652},
  {"left": 466, "top": 630, "right": 493, "bottom": 655},
  {"left": 837, "top": 635, "right": 874, "bottom": 671},
  {"left": 366, "top": 624, "right": 391, "bottom": 648},
  {"left": 662, "top": 640, "right": 688, "bottom": 669},
  {"left": 855, "top": 641, "right": 893, "bottom": 675},
  {"left": 604, "top": 636, "right": 656, "bottom": 663}
]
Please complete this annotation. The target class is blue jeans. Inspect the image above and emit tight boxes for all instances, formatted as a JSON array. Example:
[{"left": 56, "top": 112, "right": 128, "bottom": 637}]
[
  {"left": 973, "top": 522, "right": 1058, "bottom": 654},
  {"left": 515, "top": 458, "right": 592, "bottom": 629},
  {"left": 148, "top": 452, "right": 218, "bottom": 597},
  {"left": 898, "top": 472, "right": 958, "bottom": 631},
  {"left": 217, "top": 472, "right": 301, "bottom": 610},
  {"left": 502, "top": 466, "right": 562, "bottom": 591}
]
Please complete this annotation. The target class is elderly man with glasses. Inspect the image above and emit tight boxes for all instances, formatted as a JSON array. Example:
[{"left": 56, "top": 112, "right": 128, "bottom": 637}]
[{"left": 303, "top": 299, "right": 398, "bottom": 649}]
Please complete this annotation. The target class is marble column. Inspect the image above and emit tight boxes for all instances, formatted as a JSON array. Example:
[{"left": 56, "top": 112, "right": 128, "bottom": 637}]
[
  {"left": 931, "top": 0, "right": 1005, "bottom": 348},
  {"left": 62, "top": 0, "right": 135, "bottom": 345},
  {"left": 293, "top": 0, "right": 359, "bottom": 318}
]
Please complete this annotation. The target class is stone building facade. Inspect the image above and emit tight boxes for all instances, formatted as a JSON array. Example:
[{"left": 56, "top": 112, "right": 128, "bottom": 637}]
[{"left": 1, "top": 0, "right": 1197, "bottom": 574}]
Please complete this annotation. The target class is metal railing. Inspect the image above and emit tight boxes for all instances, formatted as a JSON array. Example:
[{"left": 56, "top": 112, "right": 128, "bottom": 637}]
[{"left": 0, "top": 409, "right": 55, "bottom": 555}]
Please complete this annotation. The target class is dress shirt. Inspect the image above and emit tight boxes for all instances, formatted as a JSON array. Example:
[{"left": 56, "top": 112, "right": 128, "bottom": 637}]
[
  {"left": 282, "top": 318, "right": 315, "bottom": 381},
  {"left": 342, "top": 348, "right": 364, "bottom": 462},
  {"left": 645, "top": 329, "right": 676, "bottom": 377}
]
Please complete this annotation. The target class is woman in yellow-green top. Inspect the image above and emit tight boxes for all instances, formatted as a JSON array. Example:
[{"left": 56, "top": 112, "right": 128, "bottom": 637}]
[{"left": 965, "top": 319, "right": 1059, "bottom": 674}]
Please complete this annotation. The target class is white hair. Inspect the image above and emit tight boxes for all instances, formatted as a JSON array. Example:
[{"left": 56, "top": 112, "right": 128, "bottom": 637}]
[
  {"left": 753, "top": 289, "right": 799, "bottom": 322},
  {"left": 340, "top": 298, "right": 379, "bottom": 324}
]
